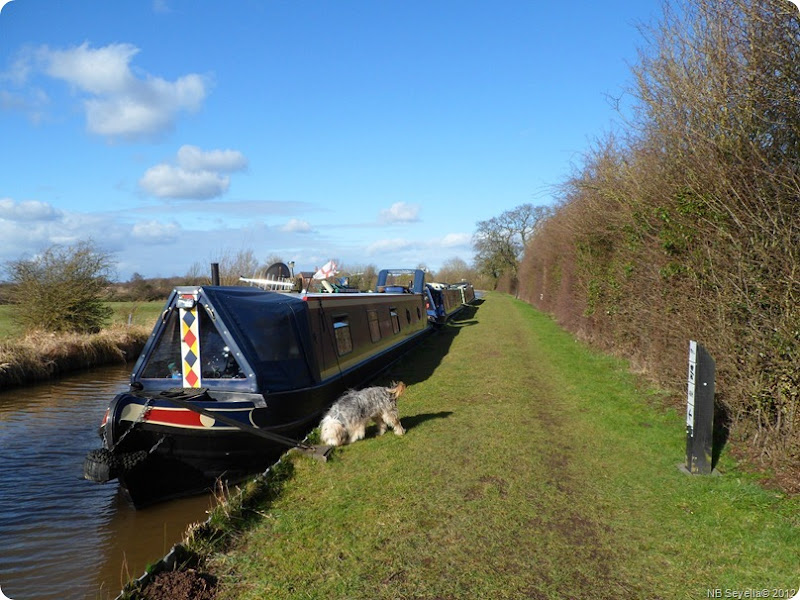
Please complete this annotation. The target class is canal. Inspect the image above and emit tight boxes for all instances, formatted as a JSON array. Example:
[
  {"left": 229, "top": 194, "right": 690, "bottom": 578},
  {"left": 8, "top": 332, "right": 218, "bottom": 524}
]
[{"left": 0, "top": 365, "right": 217, "bottom": 600}]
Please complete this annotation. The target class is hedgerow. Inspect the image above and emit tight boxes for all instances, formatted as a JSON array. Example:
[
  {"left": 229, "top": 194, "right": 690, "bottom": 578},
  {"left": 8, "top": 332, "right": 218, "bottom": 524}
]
[{"left": 519, "top": 0, "right": 800, "bottom": 488}]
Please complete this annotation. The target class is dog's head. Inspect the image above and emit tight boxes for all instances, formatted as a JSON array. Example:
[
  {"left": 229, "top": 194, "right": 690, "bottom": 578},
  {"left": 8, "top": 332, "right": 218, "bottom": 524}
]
[{"left": 388, "top": 381, "right": 406, "bottom": 399}]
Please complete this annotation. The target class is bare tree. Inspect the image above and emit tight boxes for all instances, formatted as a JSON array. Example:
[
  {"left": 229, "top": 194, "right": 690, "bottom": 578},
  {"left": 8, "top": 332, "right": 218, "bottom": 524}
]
[
  {"left": 473, "top": 203, "right": 551, "bottom": 290},
  {"left": 187, "top": 248, "right": 260, "bottom": 286},
  {"left": 339, "top": 263, "right": 378, "bottom": 291},
  {"left": 434, "top": 257, "right": 475, "bottom": 283}
]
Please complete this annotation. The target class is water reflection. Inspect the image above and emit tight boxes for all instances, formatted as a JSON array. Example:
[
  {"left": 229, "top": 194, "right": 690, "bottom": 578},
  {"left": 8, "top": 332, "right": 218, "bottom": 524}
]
[{"left": 0, "top": 366, "right": 214, "bottom": 600}]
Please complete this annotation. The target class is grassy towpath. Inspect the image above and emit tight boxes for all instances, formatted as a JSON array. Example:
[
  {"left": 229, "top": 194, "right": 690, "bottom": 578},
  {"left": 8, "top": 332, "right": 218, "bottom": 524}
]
[{"left": 205, "top": 293, "right": 799, "bottom": 600}]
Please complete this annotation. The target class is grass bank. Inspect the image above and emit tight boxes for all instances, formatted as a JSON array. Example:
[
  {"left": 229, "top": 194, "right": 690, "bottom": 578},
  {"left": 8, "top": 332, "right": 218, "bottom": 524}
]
[
  {"left": 0, "top": 325, "right": 151, "bottom": 389},
  {"left": 0, "top": 301, "right": 160, "bottom": 389},
  {"left": 161, "top": 293, "right": 798, "bottom": 600}
]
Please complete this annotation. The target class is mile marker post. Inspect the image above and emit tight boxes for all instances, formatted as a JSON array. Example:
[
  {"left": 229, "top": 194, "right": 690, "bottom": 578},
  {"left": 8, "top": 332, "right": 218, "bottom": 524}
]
[{"left": 681, "top": 340, "right": 717, "bottom": 475}]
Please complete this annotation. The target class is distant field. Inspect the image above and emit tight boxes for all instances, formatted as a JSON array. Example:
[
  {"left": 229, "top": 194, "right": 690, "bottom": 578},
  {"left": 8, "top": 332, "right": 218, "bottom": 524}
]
[
  {"left": 0, "top": 305, "right": 21, "bottom": 339},
  {"left": 0, "top": 301, "right": 163, "bottom": 340},
  {"left": 108, "top": 301, "right": 164, "bottom": 329}
]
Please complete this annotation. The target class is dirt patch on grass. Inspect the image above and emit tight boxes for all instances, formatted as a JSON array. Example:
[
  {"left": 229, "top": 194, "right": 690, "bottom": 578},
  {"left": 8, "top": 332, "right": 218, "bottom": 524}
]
[
  {"left": 142, "top": 569, "right": 217, "bottom": 600},
  {"left": 463, "top": 475, "right": 509, "bottom": 500}
]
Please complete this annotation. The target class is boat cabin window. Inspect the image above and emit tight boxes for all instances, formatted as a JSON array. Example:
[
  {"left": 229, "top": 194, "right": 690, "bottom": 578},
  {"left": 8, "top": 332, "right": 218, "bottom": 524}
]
[
  {"left": 198, "top": 308, "right": 245, "bottom": 379},
  {"left": 367, "top": 310, "right": 381, "bottom": 343},
  {"left": 140, "top": 306, "right": 245, "bottom": 380},
  {"left": 381, "top": 272, "right": 416, "bottom": 293},
  {"left": 141, "top": 309, "right": 182, "bottom": 379},
  {"left": 333, "top": 315, "right": 353, "bottom": 355},
  {"left": 406, "top": 309, "right": 412, "bottom": 324},
  {"left": 389, "top": 308, "right": 400, "bottom": 334}
]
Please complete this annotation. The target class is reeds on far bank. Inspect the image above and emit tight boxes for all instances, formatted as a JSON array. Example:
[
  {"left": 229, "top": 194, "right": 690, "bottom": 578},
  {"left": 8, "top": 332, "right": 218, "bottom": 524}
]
[{"left": 0, "top": 325, "right": 150, "bottom": 389}]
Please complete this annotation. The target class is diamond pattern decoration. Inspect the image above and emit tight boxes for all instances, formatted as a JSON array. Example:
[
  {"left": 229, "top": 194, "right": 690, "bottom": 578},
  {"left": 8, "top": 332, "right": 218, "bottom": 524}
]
[
  {"left": 179, "top": 306, "right": 202, "bottom": 388},
  {"left": 185, "top": 370, "right": 199, "bottom": 387}
]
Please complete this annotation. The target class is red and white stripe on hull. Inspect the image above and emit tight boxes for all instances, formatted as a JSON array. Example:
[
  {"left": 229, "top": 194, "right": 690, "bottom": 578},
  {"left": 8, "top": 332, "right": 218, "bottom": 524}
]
[{"left": 118, "top": 403, "right": 255, "bottom": 431}]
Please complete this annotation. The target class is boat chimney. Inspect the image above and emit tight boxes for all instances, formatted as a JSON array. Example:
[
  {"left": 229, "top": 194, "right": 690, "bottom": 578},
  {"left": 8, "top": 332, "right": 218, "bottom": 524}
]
[{"left": 211, "top": 262, "right": 220, "bottom": 286}]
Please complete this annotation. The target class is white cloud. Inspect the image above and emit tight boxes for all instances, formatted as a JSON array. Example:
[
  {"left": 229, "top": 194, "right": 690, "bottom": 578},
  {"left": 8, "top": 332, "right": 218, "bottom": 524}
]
[
  {"left": 43, "top": 42, "right": 138, "bottom": 94},
  {"left": 0, "top": 199, "right": 129, "bottom": 271},
  {"left": 176, "top": 145, "right": 248, "bottom": 172},
  {"left": 1, "top": 48, "right": 35, "bottom": 86},
  {"left": 139, "top": 145, "right": 248, "bottom": 200},
  {"left": 366, "top": 238, "right": 414, "bottom": 255},
  {"left": 359, "top": 232, "right": 472, "bottom": 269},
  {"left": 0, "top": 198, "right": 62, "bottom": 221},
  {"left": 378, "top": 202, "right": 420, "bottom": 224},
  {"left": 0, "top": 49, "right": 50, "bottom": 123},
  {"left": 130, "top": 198, "right": 314, "bottom": 217},
  {"left": 23, "top": 42, "right": 208, "bottom": 141},
  {"left": 440, "top": 232, "right": 471, "bottom": 247},
  {"left": 153, "top": 0, "right": 172, "bottom": 14},
  {"left": 0, "top": 86, "right": 49, "bottom": 124},
  {"left": 139, "top": 164, "right": 230, "bottom": 199},
  {"left": 131, "top": 219, "right": 181, "bottom": 242},
  {"left": 0, "top": 89, "right": 26, "bottom": 110},
  {"left": 281, "top": 218, "right": 313, "bottom": 233}
]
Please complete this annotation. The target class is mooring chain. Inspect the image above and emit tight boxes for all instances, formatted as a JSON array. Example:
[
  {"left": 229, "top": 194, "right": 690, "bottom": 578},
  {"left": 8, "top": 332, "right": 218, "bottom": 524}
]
[
  {"left": 147, "top": 436, "right": 166, "bottom": 455},
  {"left": 84, "top": 398, "right": 162, "bottom": 482},
  {"left": 105, "top": 397, "right": 155, "bottom": 451}
]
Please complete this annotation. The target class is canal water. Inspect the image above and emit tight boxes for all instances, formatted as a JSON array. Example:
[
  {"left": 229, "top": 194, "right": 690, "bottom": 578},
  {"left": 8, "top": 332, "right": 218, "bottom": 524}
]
[{"left": 0, "top": 365, "right": 217, "bottom": 600}]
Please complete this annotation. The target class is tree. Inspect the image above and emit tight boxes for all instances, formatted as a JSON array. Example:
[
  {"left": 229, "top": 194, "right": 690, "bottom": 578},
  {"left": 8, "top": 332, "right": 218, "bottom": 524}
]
[
  {"left": 261, "top": 254, "right": 287, "bottom": 270},
  {"left": 339, "top": 263, "right": 378, "bottom": 291},
  {"left": 187, "top": 248, "right": 260, "bottom": 285},
  {"left": 434, "top": 257, "right": 475, "bottom": 284},
  {"left": 473, "top": 203, "right": 551, "bottom": 291},
  {"left": 126, "top": 272, "right": 156, "bottom": 301},
  {"left": 4, "top": 240, "right": 115, "bottom": 333}
]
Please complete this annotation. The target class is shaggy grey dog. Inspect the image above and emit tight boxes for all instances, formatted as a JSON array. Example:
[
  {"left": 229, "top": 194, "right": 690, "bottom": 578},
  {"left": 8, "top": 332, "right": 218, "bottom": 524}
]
[{"left": 320, "top": 382, "right": 406, "bottom": 446}]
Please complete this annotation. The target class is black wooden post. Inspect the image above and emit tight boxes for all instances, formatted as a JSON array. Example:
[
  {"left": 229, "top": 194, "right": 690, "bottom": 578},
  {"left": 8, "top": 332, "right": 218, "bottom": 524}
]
[
  {"left": 211, "top": 262, "right": 220, "bottom": 286},
  {"left": 684, "top": 341, "right": 716, "bottom": 475}
]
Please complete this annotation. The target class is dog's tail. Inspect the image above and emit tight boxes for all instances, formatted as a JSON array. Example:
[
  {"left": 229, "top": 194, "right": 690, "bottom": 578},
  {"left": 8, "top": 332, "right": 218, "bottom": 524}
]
[{"left": 387, "top": 381, "right": 406, "bottom": 399}]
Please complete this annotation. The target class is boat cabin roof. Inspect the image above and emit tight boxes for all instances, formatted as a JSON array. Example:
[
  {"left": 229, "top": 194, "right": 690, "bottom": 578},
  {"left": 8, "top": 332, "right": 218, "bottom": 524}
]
[{"left": 132, "top": 286, "right": 316, "bottom": 394}]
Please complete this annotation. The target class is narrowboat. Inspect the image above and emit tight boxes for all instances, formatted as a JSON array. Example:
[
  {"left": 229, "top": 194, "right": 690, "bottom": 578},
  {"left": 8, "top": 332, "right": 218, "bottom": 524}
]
[
  {"left": 84, "top": 269, "right": 432, "bottom": 507},
  {"left": 453, "top": 281, "right": 476, "bottom": 305},
  {"left": 426, "top": 281, "right": 467, "bottom": 324}
]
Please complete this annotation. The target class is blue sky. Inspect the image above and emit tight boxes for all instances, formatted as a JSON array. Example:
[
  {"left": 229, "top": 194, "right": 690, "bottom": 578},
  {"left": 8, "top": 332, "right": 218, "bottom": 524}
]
[{"left": 0, "top": 0, "right": 662, "bottom": 281}]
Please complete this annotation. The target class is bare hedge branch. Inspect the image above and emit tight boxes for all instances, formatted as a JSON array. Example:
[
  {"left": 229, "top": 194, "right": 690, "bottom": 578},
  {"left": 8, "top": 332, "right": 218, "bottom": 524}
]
[{"left": 518, "top": 0, "right": 800, "bottom": 478}]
